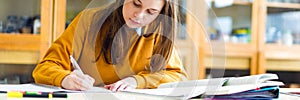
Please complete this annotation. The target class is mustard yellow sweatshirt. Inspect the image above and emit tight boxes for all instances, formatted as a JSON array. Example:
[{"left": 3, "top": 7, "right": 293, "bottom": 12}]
[{"left": 32, "top": 7, "right": 187, "bottom": 89}]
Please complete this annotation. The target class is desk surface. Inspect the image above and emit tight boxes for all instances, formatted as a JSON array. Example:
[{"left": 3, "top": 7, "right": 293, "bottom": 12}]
[
  {"left": 0, "top": 89, "right": 300, "bottom": 100},
  {"left": 0, "top": 92, "right": 178, "bottom": 100}
]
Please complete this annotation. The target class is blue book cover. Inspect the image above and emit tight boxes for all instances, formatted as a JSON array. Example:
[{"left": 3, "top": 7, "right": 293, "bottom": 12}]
[{"left": 198, "top": 86, "right": 279, "bottom": 100}]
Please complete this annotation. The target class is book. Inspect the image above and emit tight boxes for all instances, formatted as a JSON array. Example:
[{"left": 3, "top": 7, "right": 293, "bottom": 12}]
[
  {"left": 202, "top": 86, "right": 280, "bottom": 99},
  {"left": 122, "top": 73, "right": 284, "bottom": 99},
  {"left": 279, "top": 88, "right": 300, "bottom": 97}
]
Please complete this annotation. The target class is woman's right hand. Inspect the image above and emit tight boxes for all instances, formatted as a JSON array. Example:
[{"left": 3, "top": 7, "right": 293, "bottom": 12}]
[{"left": 61, "top": 70, "right": 95, "bottom": 90}]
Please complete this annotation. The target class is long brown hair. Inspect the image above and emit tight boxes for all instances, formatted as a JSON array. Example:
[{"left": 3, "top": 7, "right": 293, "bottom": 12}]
[{"left": 96, "top": 0, "right": 180, "bottom": 72}]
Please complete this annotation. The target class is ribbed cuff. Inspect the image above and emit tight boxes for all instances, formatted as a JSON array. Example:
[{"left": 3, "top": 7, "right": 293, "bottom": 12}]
[
  {"left": 133, "top": 75, "right": 146, "bottom": 89},
  {"left": 53, "top": 70, "right": 71, "bottom": 87}
]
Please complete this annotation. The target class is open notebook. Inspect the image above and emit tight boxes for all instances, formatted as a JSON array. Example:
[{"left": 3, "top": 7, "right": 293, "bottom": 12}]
[{"left": 122, "top": 73, "right": 284, "bottom": 99}]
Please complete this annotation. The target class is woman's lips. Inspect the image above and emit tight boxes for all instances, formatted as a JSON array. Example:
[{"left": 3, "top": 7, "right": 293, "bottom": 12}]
[{"left": 130, "top": 18, "right": 140, "bottom": 24}]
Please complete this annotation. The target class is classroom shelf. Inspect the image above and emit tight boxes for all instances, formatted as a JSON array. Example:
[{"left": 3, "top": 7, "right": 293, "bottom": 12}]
[
  {"left": 265, "top": 44, "right": 300, "bottom": 60},
  {"left": 175, "top": 39, "right": 195, "bottom": 48},
  {"left": 266, "top": 62, "right": 300, "bottom": 72},
  {"left": 267, "top": 2, "right": 300, "bottom": 9},
  {"left": 0, "top": 50, "right": 39, "bottom": 64},
  {"left": 256, "top": 0, "right": 300, "bottom": 75},
  {"left": 204, "top": 0, "right": 258, "bottom": 76},
  {"left": 205, "top": 42, "right": 256, "bottom": 57},
  {"left": 0, "top": 0, "right": 53, "bottom": 65},
  {"left": 205, "top": 56, "right": 250, "bottom": 70},
  {"left": 211, "top": 0, "right": 253, "bottom": 6},
  {"left": 0, "top": 34, "right": 40, "bottom": 51}
]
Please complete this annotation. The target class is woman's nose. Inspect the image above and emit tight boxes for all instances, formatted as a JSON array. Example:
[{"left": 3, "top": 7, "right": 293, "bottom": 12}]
[{"left": 134, "top": 10, "right": 144, "bottom": 19}]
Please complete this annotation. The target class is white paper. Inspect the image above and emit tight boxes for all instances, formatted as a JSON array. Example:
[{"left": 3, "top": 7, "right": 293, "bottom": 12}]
[
  {"left": 85, "top": 87, "right": 112, "bottom": 93},
  {"left": 0, "top": 84, "right": 66, "bottom": 92},
  {"left": 0, "top": 84, "right": 111, "bottom": 93},
  {"left": 122, "top": 86, "right": 207, "bottom": 99},
  {"left": 122, "top": 74, "right": 283, "bottom": 99}
]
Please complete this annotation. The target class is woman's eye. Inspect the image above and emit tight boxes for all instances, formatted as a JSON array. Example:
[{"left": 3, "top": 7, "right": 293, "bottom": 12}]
[
  {"left": 148, "top": 11, "right": 155, "bottom": 15},
  {"left": 148, "top": 10, "right": 157, "bottom": 15},
  {"left": 133, "top": 1, "right": 141, "bottom": 7}
]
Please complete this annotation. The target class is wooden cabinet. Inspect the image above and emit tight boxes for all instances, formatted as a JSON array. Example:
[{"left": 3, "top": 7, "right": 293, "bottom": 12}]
[
  {"left": 53, "top": 0, "right": 92, "bottom": 40},
  {"left": 187, "top": 0, "right": 300, "bottom": 79},
  {"left": 183, "top": 0, "right": 207, "bottom": 79},
  {"left": 199, "top": 0, "right": 260, "bottom": 78},
  {"left": 189, "top": 0, "right": 300, "bottom": 78},
  {"left": 195, "top": 0, "right": 300, "bottom": 83},
  {"left": 257, "top": 0, "right": 300, "bottom": 73},
  {"left": 0, "top": 0, "right": 53, "bottom": 64}
]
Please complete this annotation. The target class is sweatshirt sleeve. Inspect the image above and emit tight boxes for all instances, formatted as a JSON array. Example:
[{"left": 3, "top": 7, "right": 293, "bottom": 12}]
[
  {"left": 133, "top": 48, "right": 188, "bottom": 89},
  {"left": 32, "top": 13, "right": 82, "bottom": 87}
]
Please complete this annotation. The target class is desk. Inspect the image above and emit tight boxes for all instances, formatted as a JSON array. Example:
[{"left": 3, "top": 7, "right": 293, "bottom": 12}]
[
  {"left": 0, "top": 92, "right": 178, "bottom": 100},
  {"left": 0, "top": 90, "right": 299, "bottom": 100}
]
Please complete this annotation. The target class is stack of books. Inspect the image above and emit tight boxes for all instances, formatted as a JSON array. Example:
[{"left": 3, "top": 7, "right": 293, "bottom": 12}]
[{"left": 123, "top": 73, "right": 284, "bottom": 99}]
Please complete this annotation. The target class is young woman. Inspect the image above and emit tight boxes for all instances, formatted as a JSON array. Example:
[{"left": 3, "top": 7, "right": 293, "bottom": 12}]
[{"left": 32, "top": 0, "right": 187, "bottom": 92}]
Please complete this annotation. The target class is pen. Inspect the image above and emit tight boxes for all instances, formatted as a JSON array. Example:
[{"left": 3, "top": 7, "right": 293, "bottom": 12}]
[
  {"left": 70, "top": 55, "right": 83, "bottom": 74},
  {"left": 7, "top": 91, "right": 67, "bottom": 98}
]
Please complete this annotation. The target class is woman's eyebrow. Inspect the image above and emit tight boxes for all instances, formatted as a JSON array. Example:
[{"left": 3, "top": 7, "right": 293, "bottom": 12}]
[
  {"left": 137, "top": 0, "right": 142, "bottom": 4},
  {"left": 137, "top": 0, "right": 160, "bottom": 11}
]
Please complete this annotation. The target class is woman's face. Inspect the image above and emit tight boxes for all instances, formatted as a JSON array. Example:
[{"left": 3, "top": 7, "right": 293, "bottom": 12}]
[{"left": 123, "top": 0, "right": 165, "bottom": 28}]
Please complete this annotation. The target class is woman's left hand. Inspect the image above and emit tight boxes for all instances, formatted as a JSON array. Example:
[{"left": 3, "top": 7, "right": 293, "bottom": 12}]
[{"left": 104, "top": 77, "right": 137, "bottom": 92}]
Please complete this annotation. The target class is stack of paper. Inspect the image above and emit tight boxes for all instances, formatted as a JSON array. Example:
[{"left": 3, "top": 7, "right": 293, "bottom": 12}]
[{"left": 123, "top": 73, "right": 284, "bottom": 99}]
